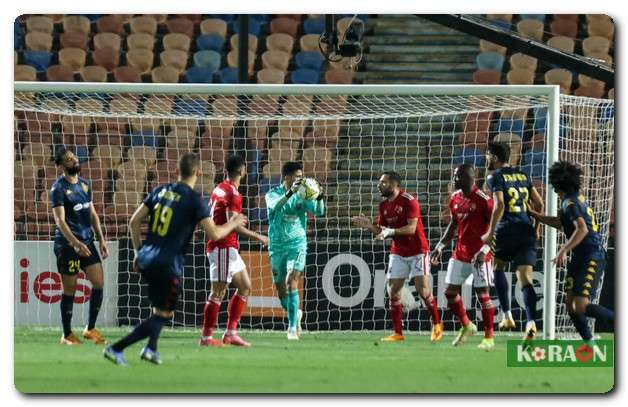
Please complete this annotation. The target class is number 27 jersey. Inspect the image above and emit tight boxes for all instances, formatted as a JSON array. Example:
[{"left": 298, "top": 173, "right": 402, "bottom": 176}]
[{"left": 486, "top": 166, "right": 533, "bottom": 233}]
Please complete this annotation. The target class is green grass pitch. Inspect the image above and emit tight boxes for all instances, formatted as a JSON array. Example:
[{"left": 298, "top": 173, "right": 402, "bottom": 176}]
[{"left": 14, "top": 327, "right": 614, "bottom": 394}]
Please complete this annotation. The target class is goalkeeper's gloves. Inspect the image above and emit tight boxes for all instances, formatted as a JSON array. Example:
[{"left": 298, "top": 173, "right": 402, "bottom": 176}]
[{"left": 286, "top": 178, "right": 303, "bottom": 198}]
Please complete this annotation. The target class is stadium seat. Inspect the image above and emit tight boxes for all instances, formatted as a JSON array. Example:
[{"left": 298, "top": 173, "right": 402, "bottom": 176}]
[
  {"left": 454, "top": 146, "right": 486, "bottom": 168},
  {"left": 130, "top": 16, "right": 157, "bottom": 36},
  {"left": 303, "top": 18, "right": 325, "bottom": 34},
  {"left": 587, "top": 18, "right": 614, "bottom": 42},
  {"left": 128, "top": 146, "right": 157, "bottom": 169},
  {"left": 25, "top": 32, "right": 52, "bottom": 51},
  {"left": 166, "top": 17, "right": 195, "bottom": 38},
  {"left": 46, "top": 64, "right": 75, "bottom": 81},
  {"left": 476, "top": 52, "right": 504, "bottom": 72},
  {"left": 550, "top": 19, "right": 578, "bottom": 38},
  {"left": 22, "top": 143, "right": 52, "bottom": 166},
  {"left": 93, "top": 145, "right": 123, "bottom": 169},
  {"left": 227, "top": 50, "right": 255, "bottom": 75},
  {"left": 299, "top": 34, "right": 321, "bottom": 53},
  {"left": 493, "top": 133, "right": 522, "bottom": 165},
  {"left": 337, "top": 17, "right": 363, "bottom": 38},
  {"left": 151, "top": 66, "right": 180, "bottom": 83},
  {"left": 160, "top": 50, "right": 189, "bottom": 75},
  {"left": 261, "top": 50, "right": 290, "bottom": 71},
  {"left": 196, "top": 33, "right": 225, "bottom": 52},
  {"left": 532, "top": 107, "right": 548, "bottom": 133},
  {"left": 229, "top": 34, "right": 259, "bottom": 52},
  {"left": 607, "top": 88, "right": 614, "bottom": 99},
  {"left": 218, "top": 67, "right": 239, "bottom": 83},
  {"left": 94, "top": 32, "right": 122, "bottom": 52},
  {"left": 582, "top": 36, "right": 611, "bottom": 57},
  {"left": 522, "top": 151, "right": 546, "bottom": 179},
  {"left": 231, "top": 18, "right": 264, "bottom": 37},
  {"left": 303, "top": 147, "right": 331, "bottom": 182},
  {"left": 472, "top": 69, "right": 501, "bottom": 85},
  {"left": 125, "top": 33, "right": 153, "bottom": 51},
  {"left": 79, "top": 65, "right": 107, "bottom": 82},
  {"left": 126, "top": 49, "right": 154, "bottom": 75},
  {"left": 552, "top": 14, "right": 579, "bottom": 22},
  {"left": 516, "top": 19, "right": 545, "bottom": 41},
  {"left": 578, "top": 74, "right": 606, "bottom": 94},
  {"left": 325, "top": 69, "right": 354, "bottom": 84},
  {"left": 506, "top": 68, "right": 535, "bottom": 85},
  {"left": 96, "top": 15, "right": 125, "bottom": 34},
  {"left": 74, "top": 145, "right": 90, "bottom": 163},
  {"left": 547, "top": 36, "right": 575, "bottom": 53},
  {"left": 509, "top": 53, "right": 537, "bottom": 72},
  {"left": 544, "top": 68, "right": 573, "bottom": 94},
  {"left": 193, "top": 50, "right": 221, "bottom": 69},
  {"left": 295, "top": 51, "right": 324, "bottom": 71},
  {"left": 574, "top": 86, "right": 605, "bottom": 99},
  {"left": 462, "top": 112, "right": 492, "bottom": 141},
  {"left": 497, "top": 118, "right": 525, "bottom": 138},
  {"left": 14, "top": 65, "right": 37, "bottom": 81},
  {"left": 92, "top": 47, "right": 120, "bottom": 71},
  {"left": 255, "top": 68, "right": 284, "bottom": 84},
  {"left": 520, "top": 14, "right": 546, "bottom": 22},
  {"left": 248, "top": 96, "right": 280, "bottom": 115},
  {"left": 266, "top": 33, "right": 294, "bottom": 53},
  {"left": 305, "top": 119, "right": 340, "bottom": 148},
  {"left": 174, "top": 96, "right": 209, "bottom": 116},
  {"left": 207, "top": 14, "right": 236, "bottom": 23},
  {"left": 61, "top": 112, "right": 92, "bottom": 134},
  {"left": 290, "top": 69, "right": 320, "bottom": 84},
  {"left": 63, "top": 15, "right": 91, "bottom": 35},
  {"left": 486, "top": 14, "right": 512, "bottom": 22},
  {"left": 60, "top": 31, "right": 89, "bottom": 50},
  {"left": 200, "top": 18, "right": 227, "bottom": 37},
  {"left": 113, "top": 65, "right": 141, "bottom": 83},
  {"left": 163, "top": 33, "right": 192, "bottom": 52},
  {"left": 479, "top": 40, "right": 507, "bottom": 55},
  {"left": 185, "top": 66, "right": 216, "bottom": 83},
  {"left": 25, "top": 15, "right": 54, "bottom": 34},
  {"left": 270, "top": 17, "right": 300, "bottom": 38},
  {"left": 58, "top": 48, "right": 86, "bottom": 72}
]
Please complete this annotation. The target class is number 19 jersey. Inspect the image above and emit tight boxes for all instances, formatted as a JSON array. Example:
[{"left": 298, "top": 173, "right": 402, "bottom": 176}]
[{"left": 138, "top": 182, "right": 211, "bottom": 276}]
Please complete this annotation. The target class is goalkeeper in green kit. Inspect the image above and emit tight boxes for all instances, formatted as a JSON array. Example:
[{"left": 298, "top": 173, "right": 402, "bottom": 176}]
[{"left": 265, "top": 161, "right": 325, "bottom": 340}]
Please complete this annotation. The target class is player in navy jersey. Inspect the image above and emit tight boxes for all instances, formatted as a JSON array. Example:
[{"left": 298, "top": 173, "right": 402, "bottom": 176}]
[
  {"left": 104, "top": 154, "right": 246, "bottom": 365},
  {"left": 482, "top": 142, "right": 544, "bottom": 344},
  {"left": 529, "top": 161, "right": 614, "bottom": 342},
  {"left": 50, "top": 148, "right": 109, "bottom": 346}
]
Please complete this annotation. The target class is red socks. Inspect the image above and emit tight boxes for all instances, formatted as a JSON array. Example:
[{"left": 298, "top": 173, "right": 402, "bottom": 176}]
[
  {"left": 479, "top": 292, "right": 495, "bottom": 338},
  {"left": 227, "top": 293, "right": 247, "bottom": 332},
  {"left": 391, "top": 300, "right": 403, "bottom": 335},
  {"left": 446, "top": 290, "right": 470, "bottom": 326},
  {"left": 422, "top": 294, "right": 441, "bottom": 324},
  {"left": 201, "top": 298, "right": 220, "bottom": 337}
]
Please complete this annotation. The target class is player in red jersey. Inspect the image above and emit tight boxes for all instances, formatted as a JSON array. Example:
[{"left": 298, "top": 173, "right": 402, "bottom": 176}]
[
  {"left": 352, "top": 171, "right": 443, "bottom": 342},
  {"left": 431, "top": 164, "right": 496, "bottom": 351},
  {"left": 200, "top": 155, "right": 268, "bottom": 347}
]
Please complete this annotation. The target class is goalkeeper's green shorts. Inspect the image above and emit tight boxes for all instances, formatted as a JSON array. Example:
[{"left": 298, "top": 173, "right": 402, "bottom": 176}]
[{"left": 269, "top": 247, "right": 307, "bottom": 284}]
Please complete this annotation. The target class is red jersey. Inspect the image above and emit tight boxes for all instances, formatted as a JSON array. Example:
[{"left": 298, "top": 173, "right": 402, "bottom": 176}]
[
  {"left": 377, "top": 190, "right": 429, "bottom": 257},
  {"left": 206, "top": 180, "right": 242, "bottom": 251},
  {"left": 449, "top": 185, "right": 493, "bottom": 263}
]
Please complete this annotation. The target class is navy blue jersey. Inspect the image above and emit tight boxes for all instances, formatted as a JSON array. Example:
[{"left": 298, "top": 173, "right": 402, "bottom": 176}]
[
  {"left": 486, "top": 167, "right": 534, "bottom": 233},
  {"left": 50, "top": 176, "right": 94, "bottom": 246},
  {"left": 560, "top": 193, "right": 603, "bottom": 256},
  {"left": 137, "top": 182, "right": 211, "bottom": 276}
]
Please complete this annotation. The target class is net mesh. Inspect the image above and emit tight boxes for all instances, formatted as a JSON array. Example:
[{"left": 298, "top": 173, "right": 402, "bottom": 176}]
[{"left": 13, "top": 86, "right": 614, "bottom": 338}]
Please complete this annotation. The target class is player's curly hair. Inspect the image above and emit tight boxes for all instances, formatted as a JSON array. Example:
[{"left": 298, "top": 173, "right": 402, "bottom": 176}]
[
  {"left": 225, "top": 155, "right": 245, "bottom": 177},
  {"left": 54, "top": 147, "right": 72, "bottom": 166},
  {"left": 282, "top": 161, "right": 303, "bottom": 177},
  {"left": 548, "top": 160, "right": 582, "bottom": 194},
  {"left": 487, "top": 142, "right": 510, "bottom": 164}
]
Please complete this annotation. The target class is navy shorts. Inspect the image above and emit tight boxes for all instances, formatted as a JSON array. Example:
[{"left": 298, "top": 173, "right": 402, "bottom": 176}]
[
  {"left": 493, "top": 223, "right": 537, "bottom": 267},
  {"left": 140, "top": 268, "right": 181, "bottom": 312},
  {"left": 566, "top": 251, "right": 606, "bottom": 298},
  {"left": 54, "top": 241, "right": 101, "bottom": 275}
]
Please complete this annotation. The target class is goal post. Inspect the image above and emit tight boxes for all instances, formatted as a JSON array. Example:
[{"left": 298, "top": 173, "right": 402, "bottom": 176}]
[{"left": 13, "top": 82, "right": 613, "bottom": 340}]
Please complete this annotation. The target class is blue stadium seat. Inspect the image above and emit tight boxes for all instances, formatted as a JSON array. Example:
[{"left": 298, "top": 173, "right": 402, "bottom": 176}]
[
  {"left": 14, "top": 20, "right": 23, "bottom": 50},
  {"left": 208, "top": 14, "right": 236, "bottom": 23},
  {"left": 520, "top": 14, "right": 546, "bottom": 22},
  {"left": 174, "top": 97, "right": 209, "bottom": 116},
  {"left": 23, "top": 51, "right": 52, "bottom": 72},
  {"left": 476, "top": 52, "right": 505, "bottom": 72},
  {"left": 217, "top": 67, "right": 239, "bottom": 83},
  {"left": 231, "top": 19, "right": 263, "bottom": 37},
  {"left": 248, "top": 207, "right": 268, "bottom": 223},
  {"left": 303, "top": 18, "right": 325, "bottom": 34},
  {"left": 290, "top": 69, "right": 320, "bottom": 84},
  {"left": 600, "top": 104, "right": 614, "bottom": 123},
  {"left": 193, "top": 50, "right": 221, "bottom": 70},
  {"left": 522, "top": 151, "right": 546, "bottom": 180},
  {"left": 454, "top": 146, "right": 486, "bottom": 167},
  {"left": 75, "top": 145, "right": 90, "bottom": 163},
  {"left": 295, "top": 51, "right": 325, "bottom": 71},
  {"left": 185, "top": 66, "right": 216, "bottom": 83},
  {"left": 258, "top": 176, "right": 282, "bottom": 194},
  {"left": 497, "top": 118, "right": 525, "bottom": 138},
  {"left": 533, "top": 107, "right": 547, "bottom": 133},
  {"left": 487, "top": 19, "right": 511, "bottom": 31},
  {"left": 130, "top": 131, "right": 158, "bottom": 147},
  {"left": 196, "top": 33, "right": 225, "bottom": 52}
]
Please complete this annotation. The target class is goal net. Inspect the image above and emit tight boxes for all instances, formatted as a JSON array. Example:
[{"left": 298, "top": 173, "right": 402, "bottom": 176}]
[{"left": 13, "top": 83, "right": 614, "bottom": 339}]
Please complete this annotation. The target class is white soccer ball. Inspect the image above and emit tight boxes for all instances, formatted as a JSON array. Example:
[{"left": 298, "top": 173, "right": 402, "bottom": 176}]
[{"left": 297, "top": 178, "right": 321, "bottom": 201}]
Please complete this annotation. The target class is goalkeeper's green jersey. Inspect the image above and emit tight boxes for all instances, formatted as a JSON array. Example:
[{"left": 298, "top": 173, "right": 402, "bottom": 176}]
[{"left": 265, "top": 184, "right": 325, "bottom": 250}]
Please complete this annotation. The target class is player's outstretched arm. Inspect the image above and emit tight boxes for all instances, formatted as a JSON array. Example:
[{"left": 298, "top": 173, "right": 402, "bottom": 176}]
[
  {"left": 481, "top": 191, "right": 505, "bottom": 243},
  {"left": 431, "top": 218, "right": 457, "bottom": 266},
  {"left": 528, "top": 208, "right": 562, "bottom": 230},
  {"left": 129, "top": 203, "right": 150, "bottom": 255},
  {"left": 89, "top": 204, "right": 108, "bottom": 259},
  {"left": 52, "top": 206, "right": 92, "bottom": 257},
  {"left": 351, "top": 214, "right": 382, "bottom": 236},
  {"left": 227, "top": 210, "right": 268, "bottom": 245},
  {"left": 200, "top": 213, "right": 248, "bottom": 242}
]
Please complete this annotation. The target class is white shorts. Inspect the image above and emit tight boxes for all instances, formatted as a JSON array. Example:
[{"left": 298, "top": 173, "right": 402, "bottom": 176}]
[
  {"left": 207, "top": 247, "right": 246, "bottom": 284},
  {"left": 445, "top": 258, "right": 494, "bottom": 288},
  {"left": 387, "top": 253, "right": 430, "bottom": 280}
]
